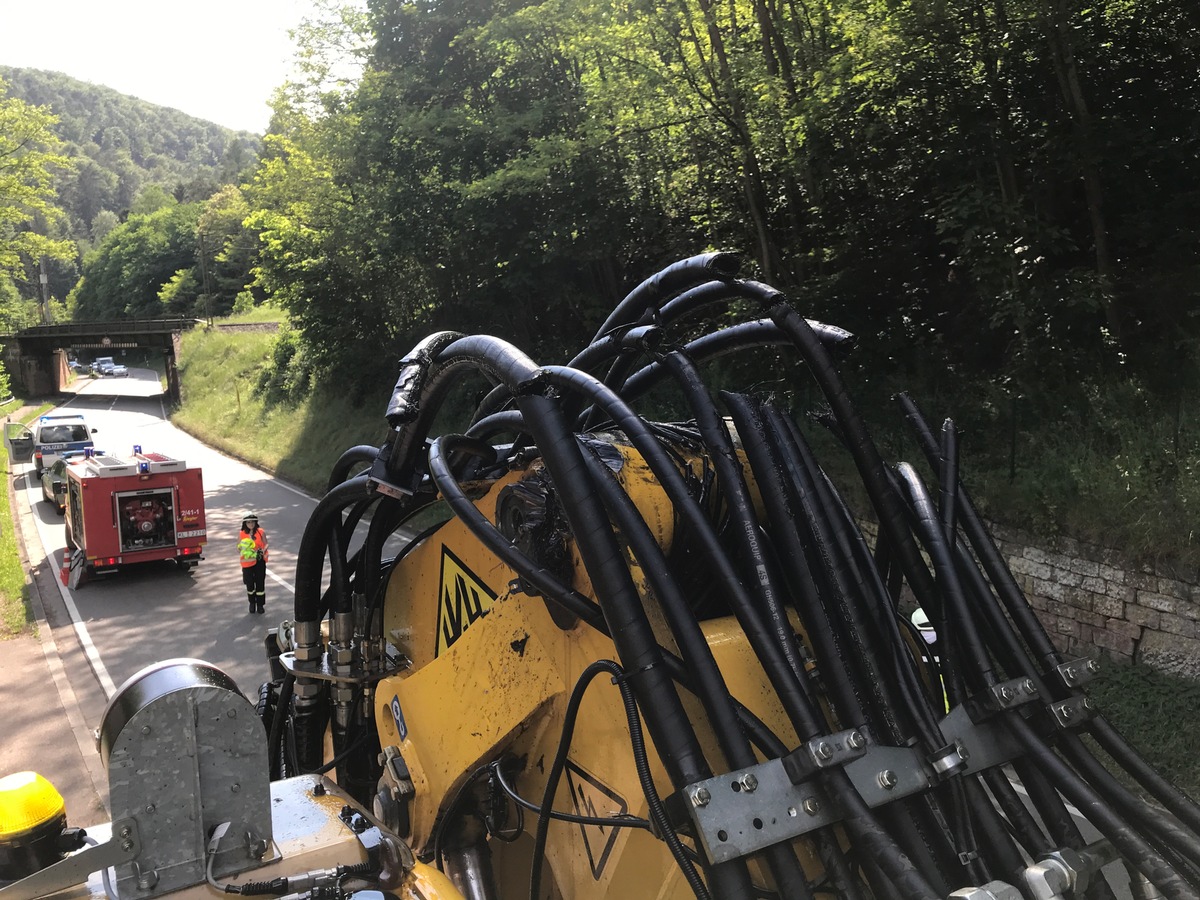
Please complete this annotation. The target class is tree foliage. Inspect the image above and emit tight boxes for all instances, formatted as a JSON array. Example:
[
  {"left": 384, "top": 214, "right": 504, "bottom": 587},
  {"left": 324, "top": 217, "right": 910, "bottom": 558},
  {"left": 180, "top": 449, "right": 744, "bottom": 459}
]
[{"left": 238, "top": 0, "right": 1195, "bottom": 405}]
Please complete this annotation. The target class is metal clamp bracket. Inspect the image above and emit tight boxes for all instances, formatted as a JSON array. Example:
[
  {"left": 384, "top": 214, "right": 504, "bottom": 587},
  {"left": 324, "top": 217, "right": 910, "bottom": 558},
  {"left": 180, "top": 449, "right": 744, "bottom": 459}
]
[
  {"left": 781, "top": 728, "right": 868, "bottom": 784},
  {"left": 1050, "top": 695, "right": 1095, "bottom": 729},
  {"left": 1056, "top": 657, "right": 1099, "bottom": 689},
  {"left": 986, "top": 676, "right": 1041, "bottom": 711},
  {"left": 0, "top": 818, "right": 141, "bottom": 900}
]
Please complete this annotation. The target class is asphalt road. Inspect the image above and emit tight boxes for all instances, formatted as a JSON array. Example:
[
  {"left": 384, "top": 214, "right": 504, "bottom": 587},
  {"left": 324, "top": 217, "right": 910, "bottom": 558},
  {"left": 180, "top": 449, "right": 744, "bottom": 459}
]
[{"left": 15, "top": 368, "right": 319, "bottom": 710}]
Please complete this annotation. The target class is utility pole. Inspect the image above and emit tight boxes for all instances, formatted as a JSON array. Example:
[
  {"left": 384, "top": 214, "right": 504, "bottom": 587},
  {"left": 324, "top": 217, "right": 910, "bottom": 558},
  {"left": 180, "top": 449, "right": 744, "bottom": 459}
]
[
  {"left": 197, "top": 230, "right": 214, "bottom": 325},
  {"left": 38, "top": 257, "right": 51, "bottom": 324}
]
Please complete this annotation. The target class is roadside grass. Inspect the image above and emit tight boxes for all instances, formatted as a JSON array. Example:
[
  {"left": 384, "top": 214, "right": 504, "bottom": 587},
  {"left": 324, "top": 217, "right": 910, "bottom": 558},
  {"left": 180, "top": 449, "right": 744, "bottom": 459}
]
[
  {"left": 0, "top": 398, "right": 53, "bottom": 638},
  {"left": 171, "top": 323, "right": 388, "bottom": 494},
  {"left": 1087, "top": 663, "right": 1200, "bottom": 799}
]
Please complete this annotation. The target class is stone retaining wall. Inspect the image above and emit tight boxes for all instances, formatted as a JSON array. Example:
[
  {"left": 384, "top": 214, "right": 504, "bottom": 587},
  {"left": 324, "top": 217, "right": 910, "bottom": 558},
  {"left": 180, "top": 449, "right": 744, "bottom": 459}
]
[{"left": 989, "top": 523, "right": 1200, "bottom": 679}]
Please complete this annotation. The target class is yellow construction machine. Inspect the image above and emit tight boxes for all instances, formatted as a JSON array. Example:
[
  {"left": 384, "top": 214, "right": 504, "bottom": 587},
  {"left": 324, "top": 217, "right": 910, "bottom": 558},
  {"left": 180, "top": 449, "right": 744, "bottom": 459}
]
[{"left": 4, "top": 254, "right": 1199, "bottom": 900}]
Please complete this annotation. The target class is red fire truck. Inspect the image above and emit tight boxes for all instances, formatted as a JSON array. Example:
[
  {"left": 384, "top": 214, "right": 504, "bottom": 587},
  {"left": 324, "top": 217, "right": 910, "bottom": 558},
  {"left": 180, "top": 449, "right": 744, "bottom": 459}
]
[{"left": 61, "top": 446, "right": 206, "bottom": 587}]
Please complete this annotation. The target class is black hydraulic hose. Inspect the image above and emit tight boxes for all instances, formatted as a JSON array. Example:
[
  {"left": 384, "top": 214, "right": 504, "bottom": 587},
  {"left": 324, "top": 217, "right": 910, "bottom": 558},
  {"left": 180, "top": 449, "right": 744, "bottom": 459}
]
[
  {"left": 800, "top": 439, "right": 947, "bottom": 746},
  {"left": 768, "top": 407, "right": 931, "bottom": 747},
  {"left": 980, "top": 768, "right": 1054, "bottom": 858},
  {"left": 950, "top": 538, "right": 1053, "bottom": 698},
  {"left": 419, "top": 337, "right": 741, "bottom": 875},
  {"left": 693, "top": 398, "right": 944, "bottom": 900},
  {"left": 465, "top": 409, "right": 528, "bottom": 441},
  {"left": 957, "top": 772, "right": 1027, "bottom": 884},
  {"left": 894, "top": 462, "right": 997, "bottom": 692},
  {"left": 428, "top": 436, "right": 607, "bottom": 631},
  {"left": 938, "top": 420, "right": 959, "bottom": 541},
  {"left": 535, "top": 365, "right": 822, "bottom": 740},
  {"left": 584, "top": 318, "right": 853, "bottom": 429},
  {"left": 591, "top": 252, "right": 742, "bottom": 342},
  {"left": 579, "top": 445, "right": 816, "bottom": 900},
  {"left": 895, "top": 393, "right": 1063, "bottom": 674},
  {"left": 433, "top": 435, "right": 790, "bottom": 768},
  {"left": 753, "top": 292, "right": 938, "bottom": 610},
  {"left": 294, "top": 473, "right": 373, "bottom": 623},
  {"left": 266, "top": 672, "right": 295, "bottom": 781},
  {"left": 513, "top": 391, "right": 714, "bottom": 787},
  {"left": 515, "top": 391, "right": 755, "bottom": 898},
  {"left": 1057, "top": 730, "right": 1200, "bottom": 869},
  {"left": 1010, "top": 755, "right": 1096, "bottom": 856},
  {"left": 327, "top": 444, "right": 380, "bottom": 491},
  {"left": 566, "top": 324, "right": 664, "bottom": 380},
  {"left": 656, "top": 352, "right": 810, "bottom": 686},
  {"left": 723, "top": 393, "right": 868, "bottom": 729},
  {"left": 1088, "top": 716, "right": 1200, "bottom": 838},
  {"left": 1005, "top": 712, "right": 1199, "bottom": 900}
]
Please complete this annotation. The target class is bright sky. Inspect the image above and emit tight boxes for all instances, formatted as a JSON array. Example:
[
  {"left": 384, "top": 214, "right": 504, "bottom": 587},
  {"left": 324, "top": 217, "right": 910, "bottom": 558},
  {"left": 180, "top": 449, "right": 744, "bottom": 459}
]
[{"left": 0, "top": 0, "right": 318, "bottom": 133}]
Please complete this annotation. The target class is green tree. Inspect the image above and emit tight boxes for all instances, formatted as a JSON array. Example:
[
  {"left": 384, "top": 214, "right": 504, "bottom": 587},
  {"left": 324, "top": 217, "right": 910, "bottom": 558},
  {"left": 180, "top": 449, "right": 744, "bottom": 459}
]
[
  {"left": 69, "top": 201, "right": 202, "bottom": 320},
  {"left": 0, "top": 76, "right": 74, "bottom": 280}
]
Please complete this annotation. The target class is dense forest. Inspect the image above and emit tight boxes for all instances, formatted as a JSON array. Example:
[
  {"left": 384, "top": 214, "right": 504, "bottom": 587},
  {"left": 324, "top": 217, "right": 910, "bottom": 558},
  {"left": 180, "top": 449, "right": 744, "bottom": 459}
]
[
  {"left": 0, "top": 66, "right": 258, "bottom": 318},
  {"left": 3, "top": 0, "right": 1200, "bottom": 554}
]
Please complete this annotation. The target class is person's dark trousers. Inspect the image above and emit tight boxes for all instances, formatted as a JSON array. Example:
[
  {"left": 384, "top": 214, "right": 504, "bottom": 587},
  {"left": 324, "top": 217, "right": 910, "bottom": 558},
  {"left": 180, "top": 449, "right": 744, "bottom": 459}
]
[{"left": 243, "top": 560, "right": 266, "bottom": 613}]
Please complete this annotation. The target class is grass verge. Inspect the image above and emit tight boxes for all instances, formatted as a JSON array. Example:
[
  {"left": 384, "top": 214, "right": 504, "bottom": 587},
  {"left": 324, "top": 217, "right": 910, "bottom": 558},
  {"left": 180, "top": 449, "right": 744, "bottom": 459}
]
[
  {"left": 171, "top": 322, "right": 388, "bottom": 494},
  {"left": 1088, "top": 663, "right": 1200, "bottom": 799},
  {"left": 0, "top": 398, "right": 53, "bottom": 638}
]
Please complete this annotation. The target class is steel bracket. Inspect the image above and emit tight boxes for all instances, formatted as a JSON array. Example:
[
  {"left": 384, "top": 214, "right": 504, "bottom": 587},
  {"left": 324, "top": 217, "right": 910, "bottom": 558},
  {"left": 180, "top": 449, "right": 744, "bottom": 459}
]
[{"left": 0, "top": 818, "right": 140, "bottom": 900}]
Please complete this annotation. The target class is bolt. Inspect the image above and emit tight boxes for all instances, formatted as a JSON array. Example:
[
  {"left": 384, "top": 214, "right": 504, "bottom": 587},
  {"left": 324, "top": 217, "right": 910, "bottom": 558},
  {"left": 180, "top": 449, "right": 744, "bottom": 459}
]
[
  {"left": 691, "top": 787, "right": 712, "bottom": 808},
  {"left": 231, "top": 783, "right": 240, "bottom": 793},
  {"left": 144, "top": 804, "right": 156, "bottom": 814},
  {"left": 736, "top": 773, "right": 759, "bottom": 793},
  {"left": 955, "top": 740, "right": 971, "bottom": 762},
  {"left": 1059, "top": 704, "right": 1074, "bottom": 721},
  {"left": 802, "top": 798, "right": 821, "bottom": 816},
  {"left": 847, "top": 730, "right": 866, "bottom": 750},
  {"left": 1064, "top": 665, "right": 1078, "bottom": 683},
  {"left": 136, "top": 868, "right": 158, "bottom": 890},
  {"left": 1022, "top": 678, "right": 1037, "bottom": 694},
  {"left": 878, "top": 770, "right": 898, "bottom": 790},
  {"left": 141, "top": 725, "right": 151, "bottom": 735},
  {"left": 227, "top": 708, "right": 238, "bottom": 718},
  {"left": 1086, "top": 659, "right": 1100, "bottom": 674},
  {"left": 1083, "top": 697, "right": 1095, "bottom": 711},
  {"left": 122, "top": 840, "right": 134, "bottom": 852},
  {"left": 119, "top": 826, "right": 132, "bottom": 839},
  {"left": 998, "top": 686, "right": 1014, "bottom": 702},
  {"left": 815, "top": 741, "right": 833, "bottom": 761}
]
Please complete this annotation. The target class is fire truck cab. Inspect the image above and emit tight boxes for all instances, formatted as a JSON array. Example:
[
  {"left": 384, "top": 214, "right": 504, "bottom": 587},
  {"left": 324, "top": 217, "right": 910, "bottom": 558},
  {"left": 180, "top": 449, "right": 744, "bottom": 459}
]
[{"left": 62, "top": 446, "right": 206, "bottom": 587}]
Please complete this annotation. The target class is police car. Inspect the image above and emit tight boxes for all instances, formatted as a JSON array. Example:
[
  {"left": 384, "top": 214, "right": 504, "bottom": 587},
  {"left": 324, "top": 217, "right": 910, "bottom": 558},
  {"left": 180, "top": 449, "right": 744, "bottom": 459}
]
[{"left": 32, "top": 414, "right": 96, "bottom": 476}]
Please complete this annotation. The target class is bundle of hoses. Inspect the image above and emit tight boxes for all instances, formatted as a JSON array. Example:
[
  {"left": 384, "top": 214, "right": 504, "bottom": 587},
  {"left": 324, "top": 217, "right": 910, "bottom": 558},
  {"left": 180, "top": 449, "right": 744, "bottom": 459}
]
[{"left": 283, "top": 252, "right": 1200, "bottom": 900}]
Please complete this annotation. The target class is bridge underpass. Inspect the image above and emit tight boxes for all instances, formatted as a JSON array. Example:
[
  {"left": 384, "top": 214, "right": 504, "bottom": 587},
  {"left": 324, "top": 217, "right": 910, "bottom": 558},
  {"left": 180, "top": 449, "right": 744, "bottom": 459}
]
[{"left": 1, "top": 318, "right": 201, "bottom": 405}]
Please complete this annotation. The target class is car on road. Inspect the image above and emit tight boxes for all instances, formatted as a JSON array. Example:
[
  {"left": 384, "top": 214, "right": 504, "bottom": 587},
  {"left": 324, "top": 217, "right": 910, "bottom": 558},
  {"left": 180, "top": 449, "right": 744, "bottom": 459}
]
[
  {"left": 94, "top": 356, "right": 115, "bottom": 375},
  {"left": 32, "top": 414, "right": 96, "bottom": 477},
  {"left": 111, "top": 363, "right": 128, "bottom": 377},
  {"left": 39, "top": 453, "right": 84, "bottom": 513}
]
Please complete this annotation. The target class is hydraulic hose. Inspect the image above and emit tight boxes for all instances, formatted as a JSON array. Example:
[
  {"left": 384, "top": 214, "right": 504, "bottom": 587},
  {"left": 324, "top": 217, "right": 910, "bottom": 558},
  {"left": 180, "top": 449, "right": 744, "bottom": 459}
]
[
  {"left": 895, "top": 392, "right": 1063, "bottom": 674},
  {"left": 591, "top": 252, "right": 742, "bottom": 342},
  {"left": 427, "top": 435, "right": 607, "bottom": 631},
  {"left": 293, "top": 473, "right": 373, "bottom": 624},
  {"left": 578, "top": 444, "right": 816, "bottom": 900},
  {"left": 1006, "top": 712, "right": 1199, "bottom": 900}
]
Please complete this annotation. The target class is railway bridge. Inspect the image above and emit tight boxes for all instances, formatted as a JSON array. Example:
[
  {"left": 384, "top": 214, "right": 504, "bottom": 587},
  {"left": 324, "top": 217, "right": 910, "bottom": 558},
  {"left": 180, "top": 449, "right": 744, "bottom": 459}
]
[{"left": 1, "top": 317, "right": 201, "bottom": 405}]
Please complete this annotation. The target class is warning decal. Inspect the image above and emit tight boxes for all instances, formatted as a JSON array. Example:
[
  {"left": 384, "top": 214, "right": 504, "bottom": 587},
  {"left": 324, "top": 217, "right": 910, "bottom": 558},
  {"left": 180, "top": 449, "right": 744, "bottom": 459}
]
[
  {"left": 435, "top": 546, "right": 498, "bottom": 657},
  {"left": 565, "top": 760, "right": 627, "bottom": 880}
]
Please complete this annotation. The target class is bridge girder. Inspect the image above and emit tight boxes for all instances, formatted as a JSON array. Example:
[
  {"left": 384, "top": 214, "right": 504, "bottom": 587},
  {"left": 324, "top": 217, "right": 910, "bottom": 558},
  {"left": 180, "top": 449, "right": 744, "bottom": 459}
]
[{"left": 1, "top": 318, "right": 202, "bottom": 403}]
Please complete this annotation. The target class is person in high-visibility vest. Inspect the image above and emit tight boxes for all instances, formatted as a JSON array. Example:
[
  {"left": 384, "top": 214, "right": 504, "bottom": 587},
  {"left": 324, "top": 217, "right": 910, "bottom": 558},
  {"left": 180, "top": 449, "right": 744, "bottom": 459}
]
[{"left": 238, "top": 512, "right": 269, "bottom": 614}]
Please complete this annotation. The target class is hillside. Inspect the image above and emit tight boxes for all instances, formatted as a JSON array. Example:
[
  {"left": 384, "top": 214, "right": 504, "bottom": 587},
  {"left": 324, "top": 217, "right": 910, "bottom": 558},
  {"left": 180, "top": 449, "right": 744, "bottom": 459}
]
[{"left": 0, "top": 67, "right": 260, "bottom": 302}]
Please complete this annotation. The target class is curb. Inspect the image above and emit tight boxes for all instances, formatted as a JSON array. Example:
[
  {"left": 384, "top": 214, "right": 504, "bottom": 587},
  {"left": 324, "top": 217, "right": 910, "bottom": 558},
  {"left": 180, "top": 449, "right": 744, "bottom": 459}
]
[{"left": 7, "top": 461, "right": 110, "bottom": 814}]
